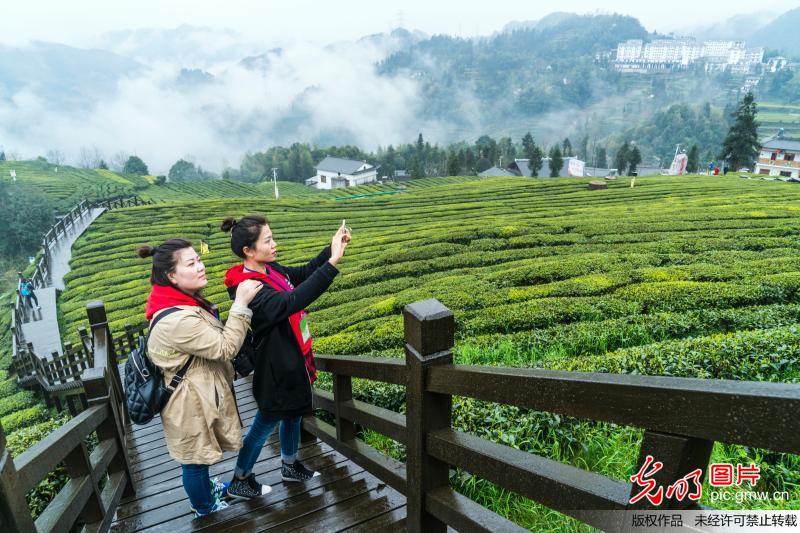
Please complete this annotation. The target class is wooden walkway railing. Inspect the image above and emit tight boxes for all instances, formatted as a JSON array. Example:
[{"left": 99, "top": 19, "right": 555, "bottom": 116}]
[
  {"left": 0, "top": 308, "right": 134, "bottom": 533},
  {"left": 11, "top": 195, "right": 152, "bottom": 383},
  {"left": 306, "top": 299, "right": 800, "bottom": 532},
  {"left": 10, "top": 199, "right": 92, "bottom": 355},
  {"left": 2, "top": 297, "right": 799, "bottom": 532}
]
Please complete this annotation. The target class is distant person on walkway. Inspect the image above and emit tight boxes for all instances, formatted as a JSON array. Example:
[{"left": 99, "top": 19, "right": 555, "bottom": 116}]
[
  {"left": 138, "top": 239, "right": 263, "bottom": 517},
  {"left": 18, "top": 273, "right": 40, "bottom": 310},
  {"left": 222, "top": 215, "right": 350, "bottom": 499}
]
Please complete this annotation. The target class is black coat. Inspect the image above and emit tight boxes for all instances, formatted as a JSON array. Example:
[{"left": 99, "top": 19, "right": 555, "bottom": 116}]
[{"left": 228, "top": 246, "right": 337, "bottom": 420}]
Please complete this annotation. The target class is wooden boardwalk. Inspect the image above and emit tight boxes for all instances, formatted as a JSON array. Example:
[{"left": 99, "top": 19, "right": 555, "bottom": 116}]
[
  {"left": 112, "top": 376, "right": 407, "bottom": 532},
  {"left": 18, "top": 207, "right": 106, "bottom": 358}
]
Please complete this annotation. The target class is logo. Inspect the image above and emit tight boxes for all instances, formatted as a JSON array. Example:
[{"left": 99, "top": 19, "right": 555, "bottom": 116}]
[{"left": 629, "top": 456, "right": 761, "bottom": 506}]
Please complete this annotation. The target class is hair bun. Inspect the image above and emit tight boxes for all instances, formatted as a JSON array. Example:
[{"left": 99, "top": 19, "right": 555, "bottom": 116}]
[
  {"left": 220, "top": 217, "right": 238, "bottom": 233},
  {"left": 136, "top": 245, "right": 156, "bottom": 258}
]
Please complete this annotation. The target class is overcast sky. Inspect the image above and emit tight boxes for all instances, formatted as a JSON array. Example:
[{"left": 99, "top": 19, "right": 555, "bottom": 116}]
[{"left": 2, "top": 0, "right": 798, "bottom": 47}]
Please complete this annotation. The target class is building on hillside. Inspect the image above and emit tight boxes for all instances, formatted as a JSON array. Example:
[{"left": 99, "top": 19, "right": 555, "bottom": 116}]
[
  {"left": 305, "top": 156, "right": 378, "bottom": 189},
  {"left": 766, "top": 56, "right": 789, "bottom": 72},
  {"left": 755, "top": 136, "right": 800, "bottom": 178},
  {"left": 614, "top": 37, "right": 763, "bottom": 73},
  {"left": 478, "top": 166, "right": 517, "bottom": 177}
]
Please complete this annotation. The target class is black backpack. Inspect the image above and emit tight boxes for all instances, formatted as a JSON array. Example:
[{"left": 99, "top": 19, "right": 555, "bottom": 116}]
[{"left": 124, "top": 308, "right": 194, "bottom": 425}]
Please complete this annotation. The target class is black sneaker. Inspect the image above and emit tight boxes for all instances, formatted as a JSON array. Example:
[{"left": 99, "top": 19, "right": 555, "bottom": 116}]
[
  {"left": 281, "top": 460, "right": 320, "bottom": 482},
  {"left": 227, "top": 473, "right": 272, "bottom": 500}
]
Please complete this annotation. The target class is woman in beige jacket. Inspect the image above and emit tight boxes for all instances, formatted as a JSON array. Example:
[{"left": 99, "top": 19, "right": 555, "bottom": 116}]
[{"left": 138, "top": 238, "right": 263, "bottom": 517}]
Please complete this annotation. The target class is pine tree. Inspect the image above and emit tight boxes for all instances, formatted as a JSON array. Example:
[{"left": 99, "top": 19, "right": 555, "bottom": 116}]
[
  {"left": 522, "top": 132, "right": 534, "bottom": 154},
  {"left": 548, "top": 146, "right": 563, "bottom": 177},
  {"left": 0, "top": 151, "right": 5, "bottom": 161},
  {"left": 595, "top": 147, "right": 607, "bottom": 168},
  {"left": 615, "top": 142, "right": 630, "bottom": 175},
  {"left": 446, "top": 151, "right": 461, "bottom": 176},
  {"left": 561, "top": 138, "right": 573, "bottom": 157},
  {"left": 719, "top": 92, "right": 760, "bottom": 172},
  {"left": 687, "top": 145, "right": 699, "bottom": 173},
  {"left": 530, "top": 146, "right": 544, "bottom": 177},
  {"left": 578, "top": 135, "right": 589, "bottom": 161},
  {"left": 628, "top": 146, "right": 642, "bottom": 176}
]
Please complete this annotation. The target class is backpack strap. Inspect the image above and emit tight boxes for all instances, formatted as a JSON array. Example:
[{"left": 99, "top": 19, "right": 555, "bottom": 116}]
[
  {"left": 147, "top": 307, "right": 182, "bottom": 341},
  {"left": 167, "top": 355, "right": 194, "bottom": 390},
  {"left": 147, "top": 307, "right": 195, "bottom": 390}
]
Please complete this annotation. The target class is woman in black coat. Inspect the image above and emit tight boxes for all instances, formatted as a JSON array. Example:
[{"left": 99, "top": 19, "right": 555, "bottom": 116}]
[{"left": 222, "top": 215, "right": 350, "bottom": 499}]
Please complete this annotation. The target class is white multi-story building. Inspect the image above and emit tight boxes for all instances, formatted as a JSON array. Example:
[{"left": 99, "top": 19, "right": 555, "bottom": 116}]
[
  {"left": 616, "top": 40, "right": 643, "bottom": 62},
  {"left": 766, "top": 56, "right": 789, "bottom": 72},
  {"left": 615, "top": 38, "right": 764, "bottom": 71}
]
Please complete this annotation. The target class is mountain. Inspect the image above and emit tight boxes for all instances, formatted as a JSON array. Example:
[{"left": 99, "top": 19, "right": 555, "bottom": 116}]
[
  {"left": 676, "top": 11, "right": 776, "bottom": 41},
  {"left": 749, "top": 8, "right": 800, "bottom": 58},
  {"left": 94, "top": 25, "right": 259, "bottom": 67},
  {"left": 0, "top": 42, "right": 141, "bottom": 108}
]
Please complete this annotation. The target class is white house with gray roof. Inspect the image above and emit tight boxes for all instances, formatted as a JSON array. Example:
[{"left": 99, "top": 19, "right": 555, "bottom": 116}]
[
  {"left": 755, "top": 137, "right": 800, "bottom": 178},
  {"left": 305, "top": 156, "right": 378, "bottom": 189}
]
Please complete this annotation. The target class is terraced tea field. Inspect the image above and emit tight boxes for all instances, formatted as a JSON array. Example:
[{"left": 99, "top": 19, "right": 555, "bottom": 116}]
[
  {"left": 758, "top": 102, "right": 800, "bottom": 139},
  {"left": 0, "top": 161, "right": 150, "bottom": 206},
  {"left": 58, "top": 174, "right": 800, "bottom": 528}
]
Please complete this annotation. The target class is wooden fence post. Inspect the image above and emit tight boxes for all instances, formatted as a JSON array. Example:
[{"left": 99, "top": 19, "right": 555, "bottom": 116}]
[
  {"left": 333, "top": 374, "right": 356, "bottom": 443},
  {"left": 404, "top": 299, "right": 455, "bottom": 533},
  {"left": 0, "top": 422, "right": 36, "bottom": 532},
  {"left": 87, "top": 301, "right": 128, "bottom": 425},
  {"left": 83, "top": 367, "right": 135, "bottom": 499},
  {"left": 628, "top": 431, "right": 713, "bottom": 510}
]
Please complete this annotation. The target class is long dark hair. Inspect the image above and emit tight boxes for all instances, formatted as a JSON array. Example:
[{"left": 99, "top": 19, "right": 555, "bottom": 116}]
[{"left": 221, "top": 215, "right": 268, "bottom": 258}]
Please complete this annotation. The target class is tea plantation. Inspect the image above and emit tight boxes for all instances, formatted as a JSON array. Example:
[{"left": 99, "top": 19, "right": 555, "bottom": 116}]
[
  {"left": 0, "top": 160, "right": 150, "bottom": 206},
  {"left": 50, "top": 174, "right": 800, "bottom": 529}
]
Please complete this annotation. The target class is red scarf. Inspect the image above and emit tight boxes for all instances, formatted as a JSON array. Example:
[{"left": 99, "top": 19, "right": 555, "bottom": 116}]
[
  {"left": 224, "top": 263, "right": 316, "bottom": 383},
  {"left": 145, "top": 284, "right": 215, "bottom": 320}
]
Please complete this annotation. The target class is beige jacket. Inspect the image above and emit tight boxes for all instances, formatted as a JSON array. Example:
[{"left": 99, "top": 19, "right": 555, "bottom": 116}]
[{"left": 147, "top": 303, "right": 252, "bottom": 464}]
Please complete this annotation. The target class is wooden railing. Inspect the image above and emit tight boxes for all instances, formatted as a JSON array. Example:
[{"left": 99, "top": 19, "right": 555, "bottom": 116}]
[
  {"left": 91, "top": 196, "right": 151, "bottom": 210},
  {"left": 0, "top": 368, "right": 134, "bottom": 532},
  {"left": 11, "top": 194, "right": 149, "bottom": 370},
  {"left": 304, "top": 299, "right": 800, "bottom": 532},
  {"left": 4, "top": 296, "right": 800, "bottom": 531}
]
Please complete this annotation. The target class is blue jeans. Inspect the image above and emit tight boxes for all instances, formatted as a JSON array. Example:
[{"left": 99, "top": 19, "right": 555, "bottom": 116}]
[
  {"left": 181, "top": 464, "right": 214, "bottom": 515},
  {"left": 235, "top": 412, "right": 301, "bottom": 478}
]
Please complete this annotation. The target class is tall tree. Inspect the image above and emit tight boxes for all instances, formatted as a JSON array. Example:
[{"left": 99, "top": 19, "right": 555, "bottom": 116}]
[
  {"left": 561, "top": 138, "right": 573, "bottom": 157},
  {"left": 522, "top": 132, "right": 534, "bottom": 154},
  {"left": 169, "top": 159, "right": 199, "bottom": 181},
  {"left": 0, "top": 151, "right": 5, "bottom": 161},
  {"left": 548, "top": 146, "right": 563, "bottom": 177},
  {"left": 686, "top": 145, "right": 699, "bottom": 173},
  {"left": 464, "top": 149, "right": 476, "bottom": 175},
  {"left": 719, "top": 92, "right": 760, "bottom": 172},
  {"left": 628, "top": 145, "right": 642, "bottom": 175},
  {"left": 446, "top": 150, "right": 462, "bottom": 176},
  {"left": 530, "top": 146, "right": 544, "bottom": 177},
  {"left": 523, "top": 133, "right": 542, "bottom": 176},
  {"left": 578, "top": 135, "right": 589, "bottom": 161},
  {"left": 615, "top": 142, "right": 630, "bottom": 175},
  {"left": 595, "top": 146, "right": 607, "bottom": 168},
  {"left": 123, "top": 155, "right": 149, "bottom": 176},
  {"left": 498, "top": 137, "right": 516, "bottom": 165}
]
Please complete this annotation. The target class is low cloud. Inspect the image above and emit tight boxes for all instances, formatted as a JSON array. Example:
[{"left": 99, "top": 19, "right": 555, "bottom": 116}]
[{"left": 0, "top": 29, "right": 438, "bottom": 173}]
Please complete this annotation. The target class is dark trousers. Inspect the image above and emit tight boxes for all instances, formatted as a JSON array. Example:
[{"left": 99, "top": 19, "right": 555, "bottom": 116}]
[{"left": 24, "top": 292, "right": 39, "bottom": 307}]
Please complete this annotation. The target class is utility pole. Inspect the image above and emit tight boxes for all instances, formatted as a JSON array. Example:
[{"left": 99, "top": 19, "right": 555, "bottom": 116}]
[{"left": 271, "top": 168, "right": 279, "bottom": 200}]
